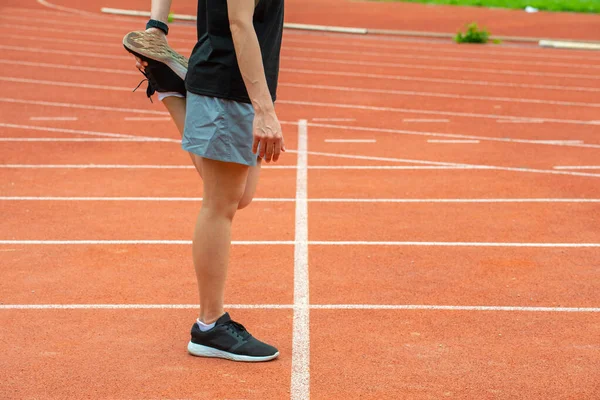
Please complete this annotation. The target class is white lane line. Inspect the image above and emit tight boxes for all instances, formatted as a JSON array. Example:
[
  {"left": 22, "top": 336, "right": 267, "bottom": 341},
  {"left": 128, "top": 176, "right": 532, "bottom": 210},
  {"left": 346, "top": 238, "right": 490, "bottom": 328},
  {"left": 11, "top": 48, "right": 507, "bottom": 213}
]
[
  {"left": 124, "top": 117, "right": 172, "bottom": 121},
  {"left": 26, "top": 3, "right": 191, "bottom": 29},
  {"left": 0, "top": 123, "right": 165, "bottom": 140},
  {"left": 302, "top": 150, "right": 464, "bottom": 166},
  {"left": 0, "top": 23, "right": 124, "bottom": 40},
  {"left": 30, "top": 4, "right": 196, "bottom": 28},
  {"left": 0, "top": 59, "right": 139, "bottom": 76},
  {"left": 0, "top": 240, "right": 294, "bottom": 245},
  {"left": 306, "top": 198, "right": 600, "bottom": 203},
  {"left": 279, "top": 100, "right": 599, "bottom": 126},
  {"left": 2, "top": 15, "right": 154, "bottom": 32},
  {"left": 309, "top": 242, "right": 600, "bottom": 247},
  {"left": 307, "top": 166, "right": 479, "bottom": 169},
  {"left": 428, "top": 140, "right": 480, "bottom": 144},
  {"left": 404, "top": 119, "right": 450, "bottom": 123},
  {"left": 36, "top": 0, "right": 132, "bottom": 20},
  {"left": 0, "top": 98, "right": 169, "bottom": 116},
  {"left": 539, "top": 40, "right": 600, "bottom": 51},
  {"left": 2, "top": 197, "right": 599, "bottom": 203},
  {"left": 291, "top": 119, "right": 310, "bottom": 400},
  {"left": 5, "top": 33, "right": 125, "bottom": 48},
  {"left": 0, "top": 138, "right": 174, "bottom": 143},
  {"left": 529, "top": 140, "right": 583, "bottom": 145},
  {"left": 306, "top": 122, "right": 600, "bottom": 150},
  {"left": 312, "top": 118, "right": 356, "bottom": 122},
  {"left": 554, "top": 166, "right": 600, "bottom": 170},
  {"left": 285, "top": 45, "right": 600, "bottom": 70},
  {"left": 283, "top": 56, "right": 600, "bottom": 81},
  {"left": 0, "top": 304, "right": 292, "bottom": 310},
  {"left": 311, "top": 305, "right": 600, "bottom": 313},
  {"left": 0, "top": 164, "right": 481, "bottom": 170},
  {"left": 324, "top": 139, "right": 376, "bottom": 143},
  {"left": 1, "top": 241, "right": 598, "bottom": 247},
  {"left": 0, "top": 164, "right": 196, "bottom": 169},
  {"left": 6, "top": 5, "right": 87, "bottom": 17},
  {"left": 496, "top": 119, "right": 544, "bottom": 124},
  {"left": 282, "top": 82, "right": 600, "bottom": 109},
  {"left": 282, "top": 68, "right": 600, "bottom": 94},
  {"left": 29, "top": 116, "right": 78, "bottom": 121},
  {"left": 0, "top": 76, "right": 130, "bottom": 91},
  {"left": 36, "top": 0, "right": 170, "bottom": 23},
  {"left": 1, "top": 303, "right": 599, "bottom": 312},
  {"left": 0, "top": 44, "right": 129, "bottom": 60},
  {"left": 0, "top": 197, "right": 292, "bottom": 202}
]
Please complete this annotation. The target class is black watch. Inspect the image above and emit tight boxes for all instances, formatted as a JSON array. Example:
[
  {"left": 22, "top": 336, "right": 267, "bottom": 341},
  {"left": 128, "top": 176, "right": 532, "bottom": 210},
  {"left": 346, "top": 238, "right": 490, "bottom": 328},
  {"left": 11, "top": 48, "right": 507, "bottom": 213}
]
[{"left": 146, "top": 19, "right": 169, "bottom": 35}]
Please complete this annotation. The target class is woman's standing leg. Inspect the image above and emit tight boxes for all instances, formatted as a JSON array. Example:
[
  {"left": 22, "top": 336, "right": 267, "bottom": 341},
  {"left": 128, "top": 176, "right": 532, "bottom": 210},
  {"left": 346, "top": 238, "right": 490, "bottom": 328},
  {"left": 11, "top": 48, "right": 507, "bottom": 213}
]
[{"left": 191, "top": 157, "right": 248, "bottom": 323}]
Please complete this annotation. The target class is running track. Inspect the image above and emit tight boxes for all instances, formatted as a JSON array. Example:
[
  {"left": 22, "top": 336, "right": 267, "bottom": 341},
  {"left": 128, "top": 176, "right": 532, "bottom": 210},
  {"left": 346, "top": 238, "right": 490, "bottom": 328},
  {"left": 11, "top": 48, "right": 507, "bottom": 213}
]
[{"left": 1, "top": 2, "right": 600, "bottom": 399}]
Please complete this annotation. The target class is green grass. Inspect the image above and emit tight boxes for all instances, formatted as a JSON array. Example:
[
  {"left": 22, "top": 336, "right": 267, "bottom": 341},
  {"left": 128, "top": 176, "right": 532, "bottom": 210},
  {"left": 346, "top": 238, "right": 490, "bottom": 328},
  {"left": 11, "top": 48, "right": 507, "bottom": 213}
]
[
  {"left": 455, "top": 23, "right": 490, "bottom": 43},
  {"left": 374, "top": 0, "right": 600, "bottom": 13}
]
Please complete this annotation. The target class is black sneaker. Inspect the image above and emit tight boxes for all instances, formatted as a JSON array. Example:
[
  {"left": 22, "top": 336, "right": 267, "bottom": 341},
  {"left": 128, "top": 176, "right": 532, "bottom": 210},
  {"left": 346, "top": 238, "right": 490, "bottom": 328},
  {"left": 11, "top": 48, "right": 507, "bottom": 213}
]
[
  {"left": 122, "top": 30, "right": 188, "bottom": 100},
  {"left": 187, "top": 313, "right": 279, "bottom": 362}
]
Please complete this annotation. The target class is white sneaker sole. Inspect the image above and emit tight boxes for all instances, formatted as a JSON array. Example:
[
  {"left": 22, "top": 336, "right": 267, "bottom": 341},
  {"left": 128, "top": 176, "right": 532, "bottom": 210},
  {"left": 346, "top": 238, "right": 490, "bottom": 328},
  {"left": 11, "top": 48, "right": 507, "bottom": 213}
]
[
  {"left": 187, "top": 341, "right": 279, "bottom": 362},
  {"left": 123, "top": 31, "right": 188, "bottom": 80}
]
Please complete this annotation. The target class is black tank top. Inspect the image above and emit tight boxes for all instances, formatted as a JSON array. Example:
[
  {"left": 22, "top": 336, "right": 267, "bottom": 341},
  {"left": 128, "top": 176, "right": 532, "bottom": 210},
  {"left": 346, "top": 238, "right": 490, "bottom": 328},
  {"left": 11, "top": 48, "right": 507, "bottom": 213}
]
[{"left": 185, "top": 0, "right": 284, "bottom": 104}]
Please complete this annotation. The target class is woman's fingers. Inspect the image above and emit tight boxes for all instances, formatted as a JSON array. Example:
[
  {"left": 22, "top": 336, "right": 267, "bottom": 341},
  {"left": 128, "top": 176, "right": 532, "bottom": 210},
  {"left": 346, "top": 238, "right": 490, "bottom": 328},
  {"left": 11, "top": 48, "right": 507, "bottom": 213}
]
[
  {"left": 272, "top": 140, "right": 282, "bottom": 162},
  {"left": 134, "top": 56, "right": 148, "bottom": 72},
  {"left": 264, "top": 140, "right": 275, "bottom": 163},
  {"left": 258, "top": 139, "right": 266, "bottom": 159}
]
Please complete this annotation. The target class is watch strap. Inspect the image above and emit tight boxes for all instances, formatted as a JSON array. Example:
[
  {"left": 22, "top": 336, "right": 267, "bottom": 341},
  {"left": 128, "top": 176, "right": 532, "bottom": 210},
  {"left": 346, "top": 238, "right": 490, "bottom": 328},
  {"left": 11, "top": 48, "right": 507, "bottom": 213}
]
[{"left": 146, "top": 19, "right": 169, "bottom": 35}]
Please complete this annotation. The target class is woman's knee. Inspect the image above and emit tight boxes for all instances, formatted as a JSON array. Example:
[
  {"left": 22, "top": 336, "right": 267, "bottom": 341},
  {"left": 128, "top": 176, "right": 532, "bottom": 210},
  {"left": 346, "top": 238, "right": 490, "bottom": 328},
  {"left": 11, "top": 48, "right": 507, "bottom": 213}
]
[
  {"left": 202, "top": 178, "right": 247, "bottom": 218},
  {"left": 204, "top": 182, "right": 245, "bottom": 209},
  {"left": 200, "top": 158, "right": 251, "bottom": 216},
  {"left": 237, "top": 195, "right": 253, "bottom": 210},
  {"left": 237, "top": 163, "right": 261, "bottom": 210},
  {"left": 203, "top": 195, "right": 242, "bottom": 219}
]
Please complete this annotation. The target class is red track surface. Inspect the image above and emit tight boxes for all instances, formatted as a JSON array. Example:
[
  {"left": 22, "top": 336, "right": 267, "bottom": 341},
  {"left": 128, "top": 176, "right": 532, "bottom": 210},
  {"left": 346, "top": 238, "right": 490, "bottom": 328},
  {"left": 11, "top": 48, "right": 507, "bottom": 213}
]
[{"left": 1, "top": 1, "right": 599, "bottom": 399}]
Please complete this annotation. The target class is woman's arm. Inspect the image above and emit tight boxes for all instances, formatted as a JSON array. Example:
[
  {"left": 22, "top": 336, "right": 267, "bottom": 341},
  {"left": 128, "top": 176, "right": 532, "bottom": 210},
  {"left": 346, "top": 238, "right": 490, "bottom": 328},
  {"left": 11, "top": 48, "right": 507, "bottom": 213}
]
[{"left": 228, "top": 0, "right": 285, "bottom": 163}]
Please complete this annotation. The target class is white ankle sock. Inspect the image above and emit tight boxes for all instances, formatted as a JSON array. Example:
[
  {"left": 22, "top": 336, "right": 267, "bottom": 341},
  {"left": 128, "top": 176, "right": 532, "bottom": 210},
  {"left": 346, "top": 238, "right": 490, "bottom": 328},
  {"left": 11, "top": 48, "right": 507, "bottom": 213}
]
[{"left": 196, "top": 318, "right": 216, "bottom": 332}]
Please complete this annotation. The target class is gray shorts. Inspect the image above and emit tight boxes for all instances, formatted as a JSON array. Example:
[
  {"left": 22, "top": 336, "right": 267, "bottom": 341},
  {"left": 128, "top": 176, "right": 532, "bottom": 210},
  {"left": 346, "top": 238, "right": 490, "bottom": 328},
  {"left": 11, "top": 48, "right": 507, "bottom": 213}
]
[{"left": 182, "top": 92, "right": 257, "bottom": 166}]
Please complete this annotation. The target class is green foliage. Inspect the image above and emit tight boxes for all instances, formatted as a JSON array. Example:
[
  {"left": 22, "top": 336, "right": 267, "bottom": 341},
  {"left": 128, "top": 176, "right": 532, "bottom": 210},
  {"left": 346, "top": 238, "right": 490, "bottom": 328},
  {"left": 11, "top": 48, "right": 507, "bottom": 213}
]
[
  {"left": 454, "top": 23, "right": 490, "bottom": 44},
  {"left": 374, "top": 0, "right": 600, "bottom": 14}
]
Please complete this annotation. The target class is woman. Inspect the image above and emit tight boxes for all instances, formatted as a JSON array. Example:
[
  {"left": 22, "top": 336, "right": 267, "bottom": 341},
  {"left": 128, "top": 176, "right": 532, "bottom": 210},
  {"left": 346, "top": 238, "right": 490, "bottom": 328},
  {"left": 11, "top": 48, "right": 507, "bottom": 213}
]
[{"left": 124, "top": 0, "right": 285, "bottom": 362}]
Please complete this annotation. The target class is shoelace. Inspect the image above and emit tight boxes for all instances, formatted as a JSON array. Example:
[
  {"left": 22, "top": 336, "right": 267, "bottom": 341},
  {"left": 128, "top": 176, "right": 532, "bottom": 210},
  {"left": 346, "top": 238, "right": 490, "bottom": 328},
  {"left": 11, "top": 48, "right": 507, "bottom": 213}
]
[
  {"left": 224, "top": 320, "right": 251, "bottom": 340},
  {"left": 132, "top": 71, "right": 156, "bottom": 103}
]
